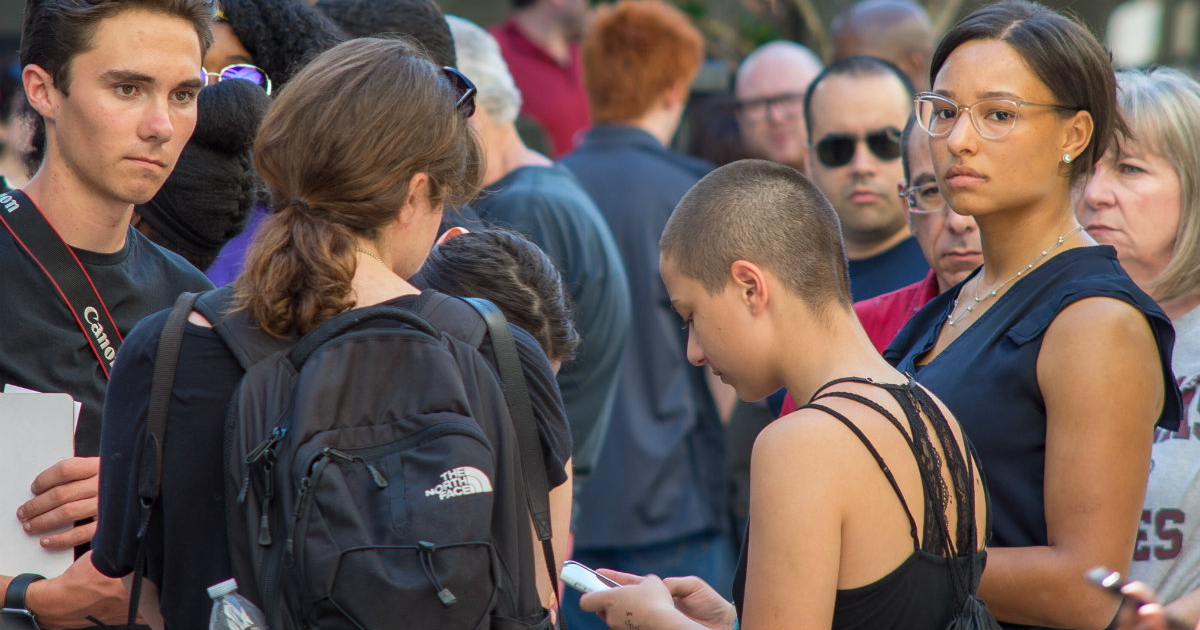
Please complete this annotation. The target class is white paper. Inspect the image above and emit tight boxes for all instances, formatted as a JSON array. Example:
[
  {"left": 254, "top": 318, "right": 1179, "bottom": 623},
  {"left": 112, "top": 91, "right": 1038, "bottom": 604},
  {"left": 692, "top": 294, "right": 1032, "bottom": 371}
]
[
  {"left": 0, "top": 393, "right": 78, "bottom": 578},
  {"left": 4, "top": 384, "right": 82, "bottom": 430}
]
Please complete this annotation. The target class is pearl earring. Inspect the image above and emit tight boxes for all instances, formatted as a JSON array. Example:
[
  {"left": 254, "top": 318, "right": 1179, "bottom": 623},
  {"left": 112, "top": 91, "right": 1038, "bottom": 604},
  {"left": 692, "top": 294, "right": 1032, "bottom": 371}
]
[{"left": 1062, "top": 153, "right": 1072, "bottom": 164}]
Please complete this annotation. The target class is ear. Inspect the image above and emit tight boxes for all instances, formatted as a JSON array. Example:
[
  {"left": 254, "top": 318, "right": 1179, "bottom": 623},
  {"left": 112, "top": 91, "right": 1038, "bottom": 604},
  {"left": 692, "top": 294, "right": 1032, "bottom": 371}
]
[
  {"left": 435, "top": 226, "right": 469, "bottom": 246},
  {"left": 729, "top": 259, "right": 770, "bottom": 316},
  {"left": 662, "top": 78, "right": 690, "bottom": 111},
  {"left": 400, "top": 172, "right": 433, "bottom": 222},
  {"left": 22, "top": 64, "right": 58, "bottom": 121},
  {"left": 897, "top": 178, "right": 918, "bottom": 235},
  {"left": 1061, "top": 109, "right": 1094, "bottom": 164}
]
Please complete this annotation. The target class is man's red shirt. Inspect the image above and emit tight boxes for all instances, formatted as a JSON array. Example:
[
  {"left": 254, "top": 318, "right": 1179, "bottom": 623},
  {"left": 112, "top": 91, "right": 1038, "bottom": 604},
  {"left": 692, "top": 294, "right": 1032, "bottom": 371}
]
[{"left": 490, "top": 18, "right": 591, "bottom": 157}]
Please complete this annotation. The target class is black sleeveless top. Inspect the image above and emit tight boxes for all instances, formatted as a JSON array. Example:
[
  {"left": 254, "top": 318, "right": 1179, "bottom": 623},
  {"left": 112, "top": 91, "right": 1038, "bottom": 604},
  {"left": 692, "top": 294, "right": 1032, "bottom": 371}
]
[{"left": 732, "top": 377, "right": 989, "bottom": 629}]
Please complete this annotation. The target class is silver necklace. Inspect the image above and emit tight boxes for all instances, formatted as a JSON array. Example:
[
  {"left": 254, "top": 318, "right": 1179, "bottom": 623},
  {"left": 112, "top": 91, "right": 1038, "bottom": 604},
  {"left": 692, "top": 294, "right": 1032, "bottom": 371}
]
[
  {"left": 355, "top": 247, "right": 386, "bottom": 266},
  {"left": 946, "top": 224, "right": 1084, "bottom": 326}
]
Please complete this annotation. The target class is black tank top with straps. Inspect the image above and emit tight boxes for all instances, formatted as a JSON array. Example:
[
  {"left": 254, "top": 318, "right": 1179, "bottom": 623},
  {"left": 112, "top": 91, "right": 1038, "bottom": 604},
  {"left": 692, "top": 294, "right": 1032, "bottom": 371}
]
[{"left": 731, "top": 376, "right": 989, "bottom": 629}]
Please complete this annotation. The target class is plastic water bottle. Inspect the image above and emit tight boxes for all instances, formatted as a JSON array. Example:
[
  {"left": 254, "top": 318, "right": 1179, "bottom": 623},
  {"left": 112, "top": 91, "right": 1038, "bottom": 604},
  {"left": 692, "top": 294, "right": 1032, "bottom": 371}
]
[{"left": 207, "top": 578, "right": 269, "bottom": 630}]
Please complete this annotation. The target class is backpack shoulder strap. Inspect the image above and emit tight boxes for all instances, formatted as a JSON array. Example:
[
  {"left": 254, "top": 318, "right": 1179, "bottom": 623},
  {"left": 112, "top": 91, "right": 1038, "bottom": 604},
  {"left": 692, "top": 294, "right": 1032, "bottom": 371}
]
[
  {"left": 461, "top": 297, "right": 560, "bottom": 603},
  {"left": 194, "top": 285, "right": 292, "bottom": 370},
  {"left": 129, "top": 290, "right": 199, "bottom": 624},
  {"left": 418, "top": 290, "right": 487, "bottom": 346}
]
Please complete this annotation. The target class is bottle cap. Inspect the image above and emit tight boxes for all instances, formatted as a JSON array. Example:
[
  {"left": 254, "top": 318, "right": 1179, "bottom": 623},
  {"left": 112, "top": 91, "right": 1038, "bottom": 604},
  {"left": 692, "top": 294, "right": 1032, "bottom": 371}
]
[{"left": 207, "top": 578, "right": 239, "bottom": 599}]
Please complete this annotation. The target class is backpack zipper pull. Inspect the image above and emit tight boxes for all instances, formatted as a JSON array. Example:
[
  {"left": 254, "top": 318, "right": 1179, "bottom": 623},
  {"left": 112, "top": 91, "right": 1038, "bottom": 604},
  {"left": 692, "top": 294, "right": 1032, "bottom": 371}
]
[
  {"left": 246, "top": 427, "right": 287, "bottom": 464},
  {"left": 284, "top": 476, "right": 312, "bottom": 568},
  {"left": 258, "top": 459, "right": 274, "bottom": 546},
  {"left": 365, "top": 462, "right": 388, "bottom": 488},
  {"left": 325, "top": 449, "right": 387, "bottom": 488}
]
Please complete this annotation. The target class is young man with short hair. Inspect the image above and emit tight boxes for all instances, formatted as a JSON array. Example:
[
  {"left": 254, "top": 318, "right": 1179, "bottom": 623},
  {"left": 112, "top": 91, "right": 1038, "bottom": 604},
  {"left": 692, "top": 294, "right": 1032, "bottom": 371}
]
[{"left": 0, "top": 1, "right": 213, "bottom": 625}]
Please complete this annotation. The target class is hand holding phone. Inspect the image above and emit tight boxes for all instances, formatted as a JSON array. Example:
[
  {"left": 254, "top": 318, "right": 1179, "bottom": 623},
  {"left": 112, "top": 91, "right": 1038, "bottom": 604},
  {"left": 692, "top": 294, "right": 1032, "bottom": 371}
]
[
  {"left": 1085, "top": 567, "right": 1193, "bottom": 630},
  {"left": 560, "top": 560, "right": 621, "bottom": 594}
]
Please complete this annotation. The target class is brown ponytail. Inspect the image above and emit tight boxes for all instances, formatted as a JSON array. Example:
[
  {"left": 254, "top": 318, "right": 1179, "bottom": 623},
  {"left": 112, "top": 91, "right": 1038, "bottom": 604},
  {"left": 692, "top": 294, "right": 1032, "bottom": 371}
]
[{"left": 234, "top": 37, "right": 483, "bottom": 338}]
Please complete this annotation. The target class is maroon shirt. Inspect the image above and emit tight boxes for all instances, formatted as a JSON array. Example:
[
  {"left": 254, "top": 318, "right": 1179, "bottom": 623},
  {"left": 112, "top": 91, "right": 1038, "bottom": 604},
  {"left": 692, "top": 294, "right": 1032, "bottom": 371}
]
[
  {"left": 780, "top": 270, "right": 940, "bottom": 416},
  {"left": 490, "top": 18, "right": 590, "bottom": 157}
]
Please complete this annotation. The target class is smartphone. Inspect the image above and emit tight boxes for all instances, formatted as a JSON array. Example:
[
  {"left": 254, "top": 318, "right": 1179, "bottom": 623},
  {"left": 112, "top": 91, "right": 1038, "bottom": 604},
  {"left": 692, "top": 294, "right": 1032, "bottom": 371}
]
[
  {"left": 1085, "top": 567, "right": 1130, "bottom": 595},
  {"left": 560, "top": 560, "right": 621, "bottom": 594}
]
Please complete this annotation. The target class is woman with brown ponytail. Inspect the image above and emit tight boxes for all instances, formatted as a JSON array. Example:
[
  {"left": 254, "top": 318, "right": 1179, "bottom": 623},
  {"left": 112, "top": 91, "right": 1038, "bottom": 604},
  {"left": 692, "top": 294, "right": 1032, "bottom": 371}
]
[{"left": 91, "top": 37, "right": 573, "bottom": 628}]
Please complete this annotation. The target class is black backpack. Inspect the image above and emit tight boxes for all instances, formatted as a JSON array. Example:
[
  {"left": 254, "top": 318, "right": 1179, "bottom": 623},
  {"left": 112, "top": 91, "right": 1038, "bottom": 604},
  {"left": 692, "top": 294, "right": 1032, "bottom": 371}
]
[{"left": 131, "top": 287, "right": 559, "bottom": 630}]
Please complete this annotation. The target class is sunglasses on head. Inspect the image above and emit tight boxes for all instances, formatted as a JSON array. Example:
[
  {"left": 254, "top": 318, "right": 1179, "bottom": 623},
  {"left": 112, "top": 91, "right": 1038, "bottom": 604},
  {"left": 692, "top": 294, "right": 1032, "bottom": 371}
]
[
  {"left": 441, "top": 66, "right": 476, "bottom": 119},
  {"left": 203, "top": 63, "right": 272, "bottom": 95},
  {"left": 814, "top": 127, "right": 902, "bottom": 168}
]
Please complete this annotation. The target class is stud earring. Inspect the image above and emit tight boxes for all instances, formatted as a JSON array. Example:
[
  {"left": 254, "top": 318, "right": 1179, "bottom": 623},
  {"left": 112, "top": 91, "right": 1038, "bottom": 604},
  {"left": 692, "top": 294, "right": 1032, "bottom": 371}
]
[{"left": 1062, "top": 153, "right": 1073, "bottom": 164}]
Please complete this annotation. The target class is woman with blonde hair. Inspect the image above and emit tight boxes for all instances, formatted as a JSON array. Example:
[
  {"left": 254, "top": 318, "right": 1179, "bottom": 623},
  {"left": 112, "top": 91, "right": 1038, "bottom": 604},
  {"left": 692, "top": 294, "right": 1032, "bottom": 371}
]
[{"left": 1079, "top": 66, "right": 1200, "bottom": 629}]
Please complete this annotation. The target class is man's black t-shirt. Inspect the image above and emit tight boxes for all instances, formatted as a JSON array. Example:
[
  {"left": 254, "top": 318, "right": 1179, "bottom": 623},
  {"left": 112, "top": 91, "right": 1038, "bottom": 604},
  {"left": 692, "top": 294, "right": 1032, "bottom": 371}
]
[
  {"left": 92, "top": 294, "right": 572, "bottom": 628},
  {"left": 847, "top": 236, "right": 930, "bottom": 302},
  {"left": 0, "top": 222, "right": 212, "bottom": 455}
]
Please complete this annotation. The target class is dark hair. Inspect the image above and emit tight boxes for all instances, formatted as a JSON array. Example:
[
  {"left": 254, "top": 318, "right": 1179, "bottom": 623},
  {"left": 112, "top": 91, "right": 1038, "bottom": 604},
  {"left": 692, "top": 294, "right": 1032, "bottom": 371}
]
[
  {"left": 511, "top": 0, "right": 537, "bottom": 8},
  {"left": 930, "top": 0, "right": 1123, "bottom": 182},
  {"left": 236, "top": 37, "right": 483, "bottom": 338},
  {"left": 218, "top": 0, "right": 345, "bottom": 89},
  {"left": 414, "top": 229, "right": 581, "bottom": 363},
  {"left": 135, "top": 79, "right": 271, "bottom": 270},
  {"left": 20, "top": 0, "right": 215, "bottom": 171},
  {"left": 661, "top": 159, "right": 852, "bottom": 313},
  {"left": 804, "top": 55, "right": 915, "bottom": 139},
  {"left": 317, "top": 0, "right": 455, "bottom": 68},
  {"left": 899, "top": 111, "right": 918, "bottom": 182}
]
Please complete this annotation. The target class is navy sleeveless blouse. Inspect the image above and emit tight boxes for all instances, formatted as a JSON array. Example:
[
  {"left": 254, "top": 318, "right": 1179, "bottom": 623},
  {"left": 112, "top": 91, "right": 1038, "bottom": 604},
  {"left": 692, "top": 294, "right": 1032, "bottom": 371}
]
[{"left": 886, "top": 246, "right": 1181, "bottom": 549}]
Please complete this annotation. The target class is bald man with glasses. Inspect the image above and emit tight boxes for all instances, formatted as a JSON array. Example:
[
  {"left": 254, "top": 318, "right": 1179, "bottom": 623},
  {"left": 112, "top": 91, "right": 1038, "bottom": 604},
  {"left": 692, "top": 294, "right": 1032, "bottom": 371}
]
[{"left": 733, "top": 41, "right": 823, "bottom": 173}]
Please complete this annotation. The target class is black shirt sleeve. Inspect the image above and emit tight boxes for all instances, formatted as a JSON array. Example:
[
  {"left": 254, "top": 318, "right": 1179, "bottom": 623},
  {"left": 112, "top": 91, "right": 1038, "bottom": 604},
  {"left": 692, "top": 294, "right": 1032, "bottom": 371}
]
[
  {"left": 93, "top": 309, "right": 165, "bottom": 578},
  {"left": 509, "top": 325, "right": 572, "bottom": 488}
]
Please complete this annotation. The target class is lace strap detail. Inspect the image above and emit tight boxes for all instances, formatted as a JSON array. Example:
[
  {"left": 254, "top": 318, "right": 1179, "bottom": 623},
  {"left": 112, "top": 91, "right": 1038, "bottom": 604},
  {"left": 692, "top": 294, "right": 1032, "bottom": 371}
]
[{"left": 804, "top": 402, "right": 921, "bottom": 552}]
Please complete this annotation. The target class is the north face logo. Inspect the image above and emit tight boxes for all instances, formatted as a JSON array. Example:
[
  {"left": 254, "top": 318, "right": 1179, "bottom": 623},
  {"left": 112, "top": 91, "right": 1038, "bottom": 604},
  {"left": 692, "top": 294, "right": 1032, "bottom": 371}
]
[{"left": 424, "top": 466, "right": 493, "bottom": 500}]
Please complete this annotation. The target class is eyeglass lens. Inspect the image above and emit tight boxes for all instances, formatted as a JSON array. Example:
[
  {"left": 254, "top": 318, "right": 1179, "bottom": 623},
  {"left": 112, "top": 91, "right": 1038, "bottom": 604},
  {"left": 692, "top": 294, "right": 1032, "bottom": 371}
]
[
  {"left": 815, "top": 128, "right": 901, "bottom": 168},
  {"left": 903, "top": 183, "right": 946, "bottom": 213},
  {"left": 738, "top": 93, "right": 804, "bottom": 123},
  {"left": 441, "top": 66, "right": 477, "bottom": 118},
  {"left": 220, "top": 64, "right": 271, "bottom": 93},
  {"left": 916, "top": 95, "right": 1020, "bottom": 139}
]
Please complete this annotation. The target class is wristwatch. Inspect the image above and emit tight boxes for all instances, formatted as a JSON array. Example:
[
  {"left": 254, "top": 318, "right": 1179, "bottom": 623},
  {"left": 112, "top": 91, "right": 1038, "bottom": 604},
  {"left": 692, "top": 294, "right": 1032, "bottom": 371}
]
[{"left": 1, "top": 573, "right": 44, "bottom": 630}]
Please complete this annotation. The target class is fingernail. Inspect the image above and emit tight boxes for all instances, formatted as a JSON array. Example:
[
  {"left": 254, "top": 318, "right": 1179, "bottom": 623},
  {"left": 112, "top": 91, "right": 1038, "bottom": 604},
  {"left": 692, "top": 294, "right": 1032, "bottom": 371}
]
[
  {"left": 16, "top": 508, "right": 23, "bottom": 520},
  {"left": 40, "top": 538, "right": 49, "bottom": 547},
  {"left": 22, "top": 522, "right": 31, "bottom": 532}
]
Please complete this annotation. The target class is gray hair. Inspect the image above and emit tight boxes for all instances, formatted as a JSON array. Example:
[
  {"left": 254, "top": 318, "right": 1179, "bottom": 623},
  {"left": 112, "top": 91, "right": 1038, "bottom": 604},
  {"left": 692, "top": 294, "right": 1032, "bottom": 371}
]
[
  {"left": 446, "top": 15, "right": 522, "bottom": 125},
  {"left": 1115, "top": 66, "right": 1200, "bottom": 302}
]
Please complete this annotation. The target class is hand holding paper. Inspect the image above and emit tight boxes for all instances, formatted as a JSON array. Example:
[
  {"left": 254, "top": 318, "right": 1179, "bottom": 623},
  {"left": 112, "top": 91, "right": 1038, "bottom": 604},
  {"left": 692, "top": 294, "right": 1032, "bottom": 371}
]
[{"left": 17, "top": 457, "right": 99, "bottom": 549}]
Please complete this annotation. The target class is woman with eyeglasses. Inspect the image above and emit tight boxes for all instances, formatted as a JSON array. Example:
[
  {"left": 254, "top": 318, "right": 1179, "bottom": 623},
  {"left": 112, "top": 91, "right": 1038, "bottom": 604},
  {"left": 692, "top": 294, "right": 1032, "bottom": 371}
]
[
  {"left": 885, "top": 2, "right": 1181, "bottom": 628},
  {"left": 202, "top": 0, "right": 346, "bottom": 287},
  {"left": 1074, "top": 67, "right": 1200, "bottom": 630},
  {"left": 92, "top": 37, "right": 573, "bottom": 628}
]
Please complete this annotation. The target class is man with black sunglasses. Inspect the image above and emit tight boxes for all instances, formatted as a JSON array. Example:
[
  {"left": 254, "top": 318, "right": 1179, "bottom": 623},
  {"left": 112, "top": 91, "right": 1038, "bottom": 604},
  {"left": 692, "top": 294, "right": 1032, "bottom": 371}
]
[{"left": 804, "top": 55, "right": 929, "bottom": 301}]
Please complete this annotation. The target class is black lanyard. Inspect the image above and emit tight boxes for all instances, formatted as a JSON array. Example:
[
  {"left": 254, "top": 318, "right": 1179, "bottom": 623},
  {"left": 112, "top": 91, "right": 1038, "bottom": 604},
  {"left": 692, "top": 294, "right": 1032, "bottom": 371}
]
[{"left": 0, "top": 189, "right": 122, "bottom": 379}]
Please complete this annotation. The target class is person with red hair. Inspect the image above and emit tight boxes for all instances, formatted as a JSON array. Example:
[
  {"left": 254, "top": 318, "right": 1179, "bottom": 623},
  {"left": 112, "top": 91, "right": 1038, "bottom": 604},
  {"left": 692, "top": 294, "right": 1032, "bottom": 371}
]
[{"left": 559, "top": 3, "right": 732, "bottom": 629}]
